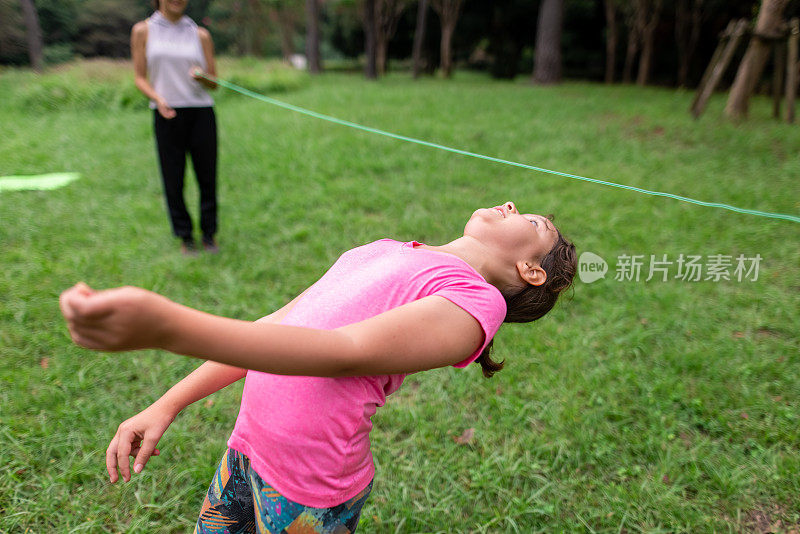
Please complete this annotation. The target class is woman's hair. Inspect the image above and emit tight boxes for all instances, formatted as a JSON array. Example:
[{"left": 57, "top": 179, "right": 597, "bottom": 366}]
[
  {"left": 475, "top": 225, "right": 577, "bottom": 378},
  {"left": 152, "top": 0, "right": 160, "bottom": 9}
]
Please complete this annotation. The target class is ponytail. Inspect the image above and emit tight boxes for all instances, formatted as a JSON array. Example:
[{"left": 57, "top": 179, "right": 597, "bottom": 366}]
[{"left": 475, "top": 339, "right": 503, "bottom": 378}]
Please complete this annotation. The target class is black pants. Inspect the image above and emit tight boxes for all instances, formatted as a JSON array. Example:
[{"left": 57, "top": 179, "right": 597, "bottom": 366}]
[{"left": 153, "top": 107, "right": 217, "bottom": 241}]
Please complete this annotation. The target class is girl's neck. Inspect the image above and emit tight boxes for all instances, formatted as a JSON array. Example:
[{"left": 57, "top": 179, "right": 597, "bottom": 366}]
[
  {"left": 419, "top": 237, "right": 509, "bottom": 291},
  {"left": 159, "top": 8, "right": 183, "bottom": 23}
]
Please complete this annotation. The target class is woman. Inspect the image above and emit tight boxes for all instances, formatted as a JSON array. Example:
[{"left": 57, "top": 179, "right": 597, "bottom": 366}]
[
  {"left": 131, "top": 0, "right": 219, "bottom": 254},
  {"left": 61, "top": 201, "right": 577, "bottom": 532}
]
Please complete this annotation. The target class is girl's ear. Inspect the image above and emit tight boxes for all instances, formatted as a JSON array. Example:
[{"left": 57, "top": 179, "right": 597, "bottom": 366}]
[{"left": 517, "top": 261, "right": 547, "bottom": 287}]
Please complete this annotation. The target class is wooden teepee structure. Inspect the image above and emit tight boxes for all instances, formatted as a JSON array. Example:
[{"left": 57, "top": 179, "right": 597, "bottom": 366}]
[{"left": 691, "top": 17, "right": 800, "bottom": 122}]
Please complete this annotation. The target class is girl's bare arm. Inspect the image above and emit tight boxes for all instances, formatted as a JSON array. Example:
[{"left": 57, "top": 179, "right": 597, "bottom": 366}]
[
  {"left": 146, "top": 291, "right": 306, "bottom": 417},
  {"left": 61, "top": 284, "right": 483, "bottom": 377},
  {"left": 104, "top": 290, "right": 306, "bottom": 483}
]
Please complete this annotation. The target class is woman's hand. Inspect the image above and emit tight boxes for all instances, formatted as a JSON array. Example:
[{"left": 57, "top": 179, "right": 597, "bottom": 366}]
[
  {"left": 190, "top": 66, "right": 217, "bottom": 89},
  {"left": 60, "top": 282, "right": 174, "bottom": 352},
  {"left": 107, "top": 404, "right": 175, "bottom": 483},
  {"left": 155, "top": 97, "right": 176, "bottom": 119}
]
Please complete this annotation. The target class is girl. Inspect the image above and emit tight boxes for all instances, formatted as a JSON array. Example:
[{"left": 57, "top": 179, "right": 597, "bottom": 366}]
[
  {"left": 131, "top": 0, "right": 220, "bottom": 254},
  {"left": 60, "top": 201, "right": 576, "bottom": 533}
]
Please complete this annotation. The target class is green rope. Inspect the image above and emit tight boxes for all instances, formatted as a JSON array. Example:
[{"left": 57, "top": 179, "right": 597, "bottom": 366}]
[{"left": 205, "top": 74, "right": 800, "bottom": 225}]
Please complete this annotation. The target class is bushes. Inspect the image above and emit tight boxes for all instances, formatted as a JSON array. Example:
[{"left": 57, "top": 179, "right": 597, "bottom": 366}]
[
  {"left": 217, "top": 57, "right": 310, "bottom": 96},
  {"left": 1, "top": 59, "right": 142, "bottom": 112},
  {"left": 2, "top": 57, "right": 309, "bottom": 113}
]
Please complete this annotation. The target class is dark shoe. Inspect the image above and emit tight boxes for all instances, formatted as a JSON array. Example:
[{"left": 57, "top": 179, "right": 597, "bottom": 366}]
[
  {"left": 202, "top": 236, "right": 219, "bottom": 254},
  {"left": 181, "top": 238, "right": 198, "bottom": 256}
]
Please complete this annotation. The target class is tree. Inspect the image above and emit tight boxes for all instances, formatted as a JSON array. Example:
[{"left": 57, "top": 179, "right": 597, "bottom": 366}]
[
  {"left": 604, "top": 0, "right": 618, "bottom": 83},
  {"left": 74, "top": 0, "right": 142, "bottom": 58},
  {"left": 635, "top": 0, "right": 662, "bottom": 85},
  {"left": 620, "top": 0, "right": 662, "bottom": 85},
  {"left": 411, "top": 0, "right": 429, "bottom": 78},
  {"left": 532, "top": 0, "right": 564, "bottom": 84},
  {"left": 725, "top": 0, "right": 789, "bottom": 118},
  {"left": 622, "top": 0, "right": 639, "bottom": 83},
  {"left": 268, "top": 0, "right": 301, "bottom": 60},
  {"left": 0, "top": 1, "right": 27, "bottom": 65},
  {"left": 375, "top": 0, "right": 408, "bottom": 74},
  {"left": 20, "top": 0, "right": 44, "bottom": 71},
  {"left": 430, "top": 0, "right": 463, "bottom": 77},
  {"left": 362, "top": 0, "right": 378, "bottom": 78},
  {"left": 675, "top": 0, "right": 703, "bottom": 87},
  {"left": 487, "top": 0, "right": 536, "bottom": 79},
  {"left": 306, "top": 0, "right": 322, "bottom": 72}
]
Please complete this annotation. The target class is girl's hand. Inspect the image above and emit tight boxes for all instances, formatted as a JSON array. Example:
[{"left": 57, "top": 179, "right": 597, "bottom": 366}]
[
  {"left": 60, "top": 283, "right": 173, "bottom": 352},
  {"left": 190, "top": 66, "right": 204, "bottom": 80},
  {"left": 106, "top": 404, "right": 175, "bottom": 483},
  {"left": 155, "top": 97, "right": 176, "bottom": 119}
]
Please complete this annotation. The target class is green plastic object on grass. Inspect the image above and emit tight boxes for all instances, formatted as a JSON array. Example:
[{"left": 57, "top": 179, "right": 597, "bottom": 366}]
[{"left": 0, "top": 173, "right": 80, "bottom": 192}]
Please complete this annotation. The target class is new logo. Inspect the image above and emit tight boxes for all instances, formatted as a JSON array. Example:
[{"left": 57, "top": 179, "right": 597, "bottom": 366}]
[{"left": 578, "top": 251, "right": 607, "bottom": 284}]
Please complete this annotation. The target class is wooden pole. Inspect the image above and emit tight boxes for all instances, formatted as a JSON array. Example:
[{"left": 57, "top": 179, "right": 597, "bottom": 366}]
[
  {"left": 785, "top": 18, "right": 799, "bottom": 123},
  {"left": 691, "top": 19, "right": 749, "bottom": 119},
  {"left": 695, "top": 21, "right": 735, "bottom": 97}
]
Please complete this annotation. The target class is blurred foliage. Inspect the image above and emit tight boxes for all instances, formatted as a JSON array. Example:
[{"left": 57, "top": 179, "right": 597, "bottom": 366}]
[
  {"left": 0, "top": 57, "right": 309, "bottom": 112},
  {"left": 74, "top": 0, "right": 148, "bottom": 57},
  {"left": 0, "top": 0, "right": 27, "bottom": 64},
  {"left": 9, "top": 0, "right": 800, "bottom": 84}
]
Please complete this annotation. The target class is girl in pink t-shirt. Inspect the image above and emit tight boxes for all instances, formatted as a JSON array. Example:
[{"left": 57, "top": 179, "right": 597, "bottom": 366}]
[{"left": 61, "top": 201, "right": 576, "bottom": 533}]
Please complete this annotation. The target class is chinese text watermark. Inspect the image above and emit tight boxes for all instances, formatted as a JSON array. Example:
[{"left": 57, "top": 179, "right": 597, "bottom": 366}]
[{"left": 578, "top": 252, "right": 762, "bottom": 284}]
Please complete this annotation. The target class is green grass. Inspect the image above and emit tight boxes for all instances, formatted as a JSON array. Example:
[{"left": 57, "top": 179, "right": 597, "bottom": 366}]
[{"left": 1, "top": 58, "right": 799, "bottom": 533}]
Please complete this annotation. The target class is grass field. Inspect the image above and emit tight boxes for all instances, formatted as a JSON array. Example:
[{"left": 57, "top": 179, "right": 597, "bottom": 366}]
[{"left": 1, "top": 58, "right": 799, "bottom": 533}]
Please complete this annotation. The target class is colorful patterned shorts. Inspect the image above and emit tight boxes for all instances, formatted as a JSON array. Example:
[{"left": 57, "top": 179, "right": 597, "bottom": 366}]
[{"left": 194, "top": 448, "right": 372, "bottom": 534}]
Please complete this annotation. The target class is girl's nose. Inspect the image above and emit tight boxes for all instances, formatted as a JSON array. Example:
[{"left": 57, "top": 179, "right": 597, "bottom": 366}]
[{"left": 505, "top": 201, "right": 518, "bottom": 214}]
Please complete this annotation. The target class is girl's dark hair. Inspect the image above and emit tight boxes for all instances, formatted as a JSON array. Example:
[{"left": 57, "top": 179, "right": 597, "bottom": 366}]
[
  {"left": 475, "top": 227, "right": 577, "bottom": 378},
  {"left": 152, "top": 0, "right": 160, "bottom": 9}
]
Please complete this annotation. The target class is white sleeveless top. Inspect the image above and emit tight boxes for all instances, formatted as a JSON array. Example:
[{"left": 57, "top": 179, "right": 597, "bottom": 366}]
[{"left": 145, "top": 11, "right": 214, "bottom": 109}]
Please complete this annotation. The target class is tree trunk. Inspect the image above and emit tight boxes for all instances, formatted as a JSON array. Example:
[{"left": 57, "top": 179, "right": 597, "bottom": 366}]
[
  {"left": 440, "top": 21, "right": 455, "bottom": 76},
  {"left": 306, "top": 0, "right": 322, "bottom": 73},
  {"left": 726, "top": 0, "right": 789, "bottom": 119},
  {"left": 363, "top": 0, "right": 378, "bottom": 79},
  {"left": 249, "top": 0, "right": 266, "bottom": 57},
  {"left": 636, "top": 0, "right": 662, "bottom": 86},
  {"left": 270, "top": 7, "right": 296, "bottom": 61},
  {"left": 690, "top": 19, "right": 748, "bottom": 118},
  {"left": 376, "top": 0, "right": 408, "bottom": 75},
  {"left": 675, "top": 0, "right": 703, "bottom": 87},
  {"left": 431, "top": 0, "right": 464, "bottom": 78},
  {"left": 532, "top": 0, "right": 564, "bottom": 84},
  {"left": 376, "top": 38, "right": 388, "bottom": 75},
  {"left": 604, "top": 0, "right": 617, "bottom": 84},
  {"left": 233, "top": 1, "right": 252, "bottom": 55},
  {"left": 20, "top": 0, "right": 43, "bottom": 71},
  {"left": 786, "top": 18, "right": 799, "bottom": 123},
  {"left": 412, "top": 0, "right": 429, "bottom": 78},
  {"left": 622, "top": 3, "right": 640, "bottom": 83}
]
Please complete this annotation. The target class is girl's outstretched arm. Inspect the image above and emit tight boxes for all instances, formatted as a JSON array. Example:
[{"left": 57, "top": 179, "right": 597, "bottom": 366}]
[
  {"left": 60, "top": 283, "right": 484, "bottom": 377},
  {"left": 102, "top": 290, "right": 307, "bottom": 483}
]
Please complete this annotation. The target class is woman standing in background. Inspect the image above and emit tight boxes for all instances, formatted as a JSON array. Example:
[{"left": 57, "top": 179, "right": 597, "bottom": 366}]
[{"left": 131, "top": 0, "right": 220, "bottom": 255}]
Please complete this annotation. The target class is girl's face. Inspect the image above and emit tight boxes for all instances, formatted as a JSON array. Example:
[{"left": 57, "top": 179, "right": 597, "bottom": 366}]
[
  {"left": 161, "top": 0, "right": 188, "bottom": 17},
  {"left": 465, "top": 201, "right": 558, "bottom": 267}
]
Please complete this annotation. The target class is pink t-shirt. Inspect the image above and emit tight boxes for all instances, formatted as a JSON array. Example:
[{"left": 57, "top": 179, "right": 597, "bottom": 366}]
[{"left": 227, "top": 239, "right": 506, "bottom": 507}]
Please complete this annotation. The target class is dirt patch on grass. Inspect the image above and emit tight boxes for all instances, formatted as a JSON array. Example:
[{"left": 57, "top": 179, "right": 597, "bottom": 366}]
[{"left": 741, "top": 505, "right": 799, "bottom": 533}]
